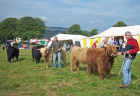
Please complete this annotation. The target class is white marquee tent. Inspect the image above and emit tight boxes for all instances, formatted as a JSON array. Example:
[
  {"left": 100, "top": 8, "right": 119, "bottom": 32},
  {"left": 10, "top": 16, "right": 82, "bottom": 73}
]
[
  {"left": 90, "top": 25, "right": 140, "bottom": 38},
  {"left": 51, "top": 33, "right": 87, "bottom": 46},
  {"left": 81, "top": 25, "right": 140, "bottom": 49}
]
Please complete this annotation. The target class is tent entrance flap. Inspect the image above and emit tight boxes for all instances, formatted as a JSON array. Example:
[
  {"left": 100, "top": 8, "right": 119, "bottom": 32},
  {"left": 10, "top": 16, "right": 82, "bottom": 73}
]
[{"left": 114, "top": 36, "right": 124, "bottom": 44}]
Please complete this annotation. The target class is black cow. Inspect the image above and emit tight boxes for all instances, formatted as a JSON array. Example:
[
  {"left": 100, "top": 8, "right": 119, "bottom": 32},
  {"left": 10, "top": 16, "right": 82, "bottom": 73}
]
[
  {"left": 6, "top": 42, "right": 19, "bottom": 62},
  {"left": 32, "top": 45, "right": 44, "bottom": 64}
]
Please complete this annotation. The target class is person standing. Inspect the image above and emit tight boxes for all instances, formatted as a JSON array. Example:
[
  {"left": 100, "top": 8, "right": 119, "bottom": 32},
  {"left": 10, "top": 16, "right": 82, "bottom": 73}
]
[
  {"left": 48, "top": 36, "right": 63, "bottom": 68},
  {"left": 63, "top": 43, "right": 67, "bottom": 49},
  {"left": 92, "top": 40, "right": 98, "bottom": 48},
  {"left": 108, "top": 37, "right": 114, "bottom": 45},
  {"left": 118, "top": 31, "right": 139, "bottom": 88},
  {"left": 98, "top": 38, "right": 108, "bottom": 48},
  {"left": 114, "top": 39, "right": 118, "bottom": 46},
  {"left": 46, "top": 38, "right": 52, "bottom": 48},
  {"left": 119, "top": 38, "right": 123, "bottom": 51}
]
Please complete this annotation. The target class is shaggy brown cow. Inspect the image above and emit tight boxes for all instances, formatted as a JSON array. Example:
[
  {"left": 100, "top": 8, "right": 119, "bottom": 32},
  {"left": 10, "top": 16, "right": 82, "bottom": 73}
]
[
  {"left": 70, "top": 46, "right": 88, "bottom": 72},
  {"left": 40, "top": 47, "right": 66, "bottom": 68},
  {"left": 87, "top": 45, "right": 117, "bottom": 80}
]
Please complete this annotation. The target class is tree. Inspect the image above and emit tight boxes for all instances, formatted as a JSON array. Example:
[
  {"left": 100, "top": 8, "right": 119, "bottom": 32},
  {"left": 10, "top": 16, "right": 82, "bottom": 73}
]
[
  {"left": 0, "top": 16, "right": 46, "bottom": 44},
  {"left": 16, "top": 16, "right": 46, "bottom": 40},
  {"left": 62, "top": 30, "right": 68, "bottom": 34},
  {"left": 90, "top": 29, "right": 98, "bottom": 36},
  {"left": 34, "top": 17, "right": 46, "bottom": 35},
  {"left": 0, "top": 18, "right": 18, "bottom": 44},
  {"left": 82, "top": 30, "right": 89, "bottom": 36},
  {"left": 68, "top": 24, "right": 82, "bottom": 35},
  {"left": 113, "top": 21, "right": 127, "bottom": 27}
]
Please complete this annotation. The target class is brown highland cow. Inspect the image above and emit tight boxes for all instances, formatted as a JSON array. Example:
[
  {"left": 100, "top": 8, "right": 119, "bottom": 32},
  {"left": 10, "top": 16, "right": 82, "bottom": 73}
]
[
  {"left": 87, "top": 45, "right": 117, "bottom": 80},
  {"left": 70, "top": 46, "right": 88, "bottom": 72}
]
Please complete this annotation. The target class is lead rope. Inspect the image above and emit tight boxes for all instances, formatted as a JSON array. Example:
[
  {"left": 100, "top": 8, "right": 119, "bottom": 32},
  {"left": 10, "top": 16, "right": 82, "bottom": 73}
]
[
  {"left": 117, "top": 52, "right": 125, "bottom": 79},
  {"left": 117, "top": 52, "right": 132, "bottom": 78}
]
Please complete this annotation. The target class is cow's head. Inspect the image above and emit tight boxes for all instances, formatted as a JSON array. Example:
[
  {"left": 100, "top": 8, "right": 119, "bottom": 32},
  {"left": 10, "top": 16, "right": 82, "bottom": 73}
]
[
  {"left": 38, "top": 47, "right": 49, "bottom": 57},
  {"left": 105, "top": 45, "right": 118, "bottom": 57},
  {"left": 5, "top": 41, "right": 11, "bottom": 50}
]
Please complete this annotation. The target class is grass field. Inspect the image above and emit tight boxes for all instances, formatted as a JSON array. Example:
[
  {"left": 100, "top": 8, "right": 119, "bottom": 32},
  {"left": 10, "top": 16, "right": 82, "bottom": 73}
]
[{"left": 0, "top": 50, "right": 140, "bottom": 96}]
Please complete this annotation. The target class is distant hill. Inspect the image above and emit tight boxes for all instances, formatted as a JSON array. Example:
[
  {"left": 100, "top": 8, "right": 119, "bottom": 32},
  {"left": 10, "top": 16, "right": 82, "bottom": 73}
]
[{"left": 42, "top": 27, "right": 68, "bottom": 38}]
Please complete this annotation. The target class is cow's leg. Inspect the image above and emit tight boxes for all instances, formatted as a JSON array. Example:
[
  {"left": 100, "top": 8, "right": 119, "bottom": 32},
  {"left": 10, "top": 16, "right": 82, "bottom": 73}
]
[
  {"left": 70, "top": 63, "right": 74, "bottom": 72},
  {"left": 38, "top": 58, "right": 41, "bottom": 63},
  {"left": 62, "top": 52, "right": 66, "bottom": 66},
  {"left": 106, "top": 62, "right": 112, "bottom": 79},
  {"left": 76, "top": 61, "right": 80, "bottom": 71},
  {"left": 7, "top": 53, "right": 12, "bottom": 62},
  {"left": 8, "top": 56, "right": 11, "bottom": 62},
  {"left": 44, "top": 53, "right": 53, "bottom": 69},
  {"left": 99, "top": 71, "right": 104, "bottom": 80},
  {"left": 33, "top": 57, "right": 34, "bottom": 62},
  {"left": 98, "top": 66, "right": 104, "bottom": 80},
  {"left": 61, "top": 48, "right": 66, "bottom": 66},
  {"left": 43, "top": 56, "right": 48, "bottom": 68},
  {"left": 106, "top": 71, "right": 110, "bottom": 79},
  {"left": 94, "top": 67, "right": 98, "bottom": 73},
  {"left": 106, "top": 68, "right": 111, "bottom": 79},
  {"left": 70, "top": 57, "right": 76, "bottom": 72},
  {"left": 88, "top": 64, "right": 92, "bottom": 76},
  {"left": 16, "top": 56, "right": 18, "bottom": 61},
  {"left": 9, "top": 58, "right": 11, "bottom": 62},
  {"left": 36, "top": 58, "right": 38, "bottom": 64}
]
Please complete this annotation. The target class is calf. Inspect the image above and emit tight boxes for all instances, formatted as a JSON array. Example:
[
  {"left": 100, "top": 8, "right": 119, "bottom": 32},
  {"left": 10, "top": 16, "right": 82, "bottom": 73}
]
[
  {"left": 6, "top": 42, "right": 19, "bottom": 62},
  {"left": 32, "top": 45, "right": 44, "bottom": 64},
  {"left": 87, "top": 45, "right": 118, "bottom": 80},
  {"left": 70, "top": 46, "right": 88, "bottom": 72}
]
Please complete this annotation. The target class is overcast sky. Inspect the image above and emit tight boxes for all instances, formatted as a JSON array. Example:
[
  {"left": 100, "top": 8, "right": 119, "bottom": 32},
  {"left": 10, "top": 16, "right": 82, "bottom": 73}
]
[{"left": 0, "top": 0, "right": 140, "bottom": 33}]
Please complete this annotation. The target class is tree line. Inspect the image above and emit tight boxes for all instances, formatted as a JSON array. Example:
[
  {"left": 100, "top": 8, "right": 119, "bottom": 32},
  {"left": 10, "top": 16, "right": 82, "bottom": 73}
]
[
  {"left": 63, "top": 21, "right": 127, "bottom": 36},
  {"left": 0, "top": 16, "right": 46, "bottom": 44},
  {"left": 0, "top": 15, "right": 127, "bottom": 44},
  {"left": 63, "top": 24, "right": 98, "bottom": 37}
]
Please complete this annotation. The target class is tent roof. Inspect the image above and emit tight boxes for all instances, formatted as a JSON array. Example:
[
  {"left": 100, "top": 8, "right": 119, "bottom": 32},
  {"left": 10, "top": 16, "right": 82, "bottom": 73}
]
[
  {"left": 51, "top": 33, "right": 87, "bottom": 41},
  {"left": 90, "top": 25, "right": 140, "bottom": 38}
]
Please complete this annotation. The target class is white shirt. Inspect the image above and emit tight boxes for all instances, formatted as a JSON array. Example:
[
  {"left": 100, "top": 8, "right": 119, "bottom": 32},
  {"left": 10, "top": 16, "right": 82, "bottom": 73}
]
[
  {"left": 98, "top": 42, "right": 104, "bottom": 48},
  {"left": 47, "top": 41, "right": 52, "bottom": 48},
  {"left": 108, "top": 39, "right": 114, "bottom": 45},
  {"left": 122, "top": 43, "right": 126, "bottom": 48}
]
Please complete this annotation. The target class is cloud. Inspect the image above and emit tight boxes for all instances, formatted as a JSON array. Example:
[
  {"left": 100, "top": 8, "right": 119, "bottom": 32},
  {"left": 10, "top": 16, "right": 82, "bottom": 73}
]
[
  {"left": 89, "top": 19, "right": 103, "bottom": 24},
  {"left": 89, "top": 21, "right": 94, "bottom": 24},
  {"left": 58, "top": 0, "right": 84, "bottom": 6},
  {"left": 39, "top": 16, "right": 48, "bottom": 21},
  {"left": 60, "top": 18, "right": 65, "bottom": 21},
  {"left": 0, "top": 0, "right": 140, "bottom": 32}
]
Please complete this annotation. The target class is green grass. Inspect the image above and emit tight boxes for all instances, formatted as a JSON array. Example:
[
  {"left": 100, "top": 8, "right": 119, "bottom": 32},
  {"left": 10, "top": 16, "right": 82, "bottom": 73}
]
[{"left": 0, "top": 50, "right": 140, "bottom": 96}]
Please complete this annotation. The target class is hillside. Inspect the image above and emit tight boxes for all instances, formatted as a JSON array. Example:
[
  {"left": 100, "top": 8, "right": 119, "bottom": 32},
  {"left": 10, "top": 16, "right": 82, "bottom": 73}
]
[{"left": 42, "top": 27, "right": 68, "bottom": 38}]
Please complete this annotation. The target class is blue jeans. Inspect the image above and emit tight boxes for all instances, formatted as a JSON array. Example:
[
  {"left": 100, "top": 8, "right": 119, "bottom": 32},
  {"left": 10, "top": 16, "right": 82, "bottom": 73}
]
[
  {"left": 53, "top": 52, "right": 61, "bottom": 68},
  {"left": 122, "top": 58, "right": 133, "bottom": 85}
]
